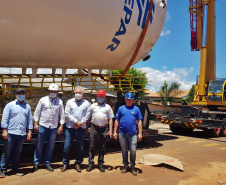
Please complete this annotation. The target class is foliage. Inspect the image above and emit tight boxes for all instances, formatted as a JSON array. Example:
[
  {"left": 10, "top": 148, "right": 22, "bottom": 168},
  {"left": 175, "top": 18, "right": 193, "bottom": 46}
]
[
  {"left": 106, "top": 67, "right": 148, "bottom": 100},
  {"left": 185, "top": 85, "right": 195, "bottom": 104},
  {"left": 159, "top": 81, "right": 180, "bottom": 105}
]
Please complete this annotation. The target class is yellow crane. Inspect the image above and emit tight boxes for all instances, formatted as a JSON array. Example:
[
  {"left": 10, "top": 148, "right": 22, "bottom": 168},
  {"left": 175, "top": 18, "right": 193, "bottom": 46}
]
[
  {"left": 190, "top": 0, "right": 226, "bottom": 109},
  {"left": 159, "top": 0, "right": 226, "bottom": 137}
]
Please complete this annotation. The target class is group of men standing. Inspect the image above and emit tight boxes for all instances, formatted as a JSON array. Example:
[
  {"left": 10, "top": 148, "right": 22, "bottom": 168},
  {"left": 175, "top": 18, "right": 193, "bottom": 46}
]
[{"left": 0, "top": 84, "right": 143, "bottom": 178}]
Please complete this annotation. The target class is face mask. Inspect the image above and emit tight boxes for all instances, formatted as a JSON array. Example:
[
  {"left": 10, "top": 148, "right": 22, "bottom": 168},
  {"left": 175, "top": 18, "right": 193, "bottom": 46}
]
[
  {"left": 75, "top": 93, "right": 83, "bottom": 100},
  {"left": 17, "top": 95, "right": 25, "bottom": 101},
  {"left": 50, "top": 92, "right": 57, "bottom": 99},
  {"left": 97, "top": 98, "right": 105, "bottom": 103}
]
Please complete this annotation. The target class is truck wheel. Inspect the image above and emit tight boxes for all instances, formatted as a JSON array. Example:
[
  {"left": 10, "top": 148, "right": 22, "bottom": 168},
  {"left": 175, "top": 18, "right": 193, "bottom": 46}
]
[
  {"left": 170, "top": 126, "right": 182, "bottom": 134},
  {"left": 180, "top": 128, "right": 193, "bottom": 135},
  {"left": 220, "top": 128, "right": 226, "bottom": 137},
  {"left": 205, "top": 128, "right": 221, "bottom": 138}
]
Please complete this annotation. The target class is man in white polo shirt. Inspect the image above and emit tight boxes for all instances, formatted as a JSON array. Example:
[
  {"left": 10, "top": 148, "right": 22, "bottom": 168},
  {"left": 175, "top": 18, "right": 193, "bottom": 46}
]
[{"left": 86, "top": 90, "right": 114, "bottom": 173}]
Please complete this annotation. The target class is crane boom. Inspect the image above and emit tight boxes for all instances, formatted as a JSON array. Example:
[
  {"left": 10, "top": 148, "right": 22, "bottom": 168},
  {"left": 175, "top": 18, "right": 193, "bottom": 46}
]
[{"left": 189, "top": 0, "right": 216, "bottom": 105}]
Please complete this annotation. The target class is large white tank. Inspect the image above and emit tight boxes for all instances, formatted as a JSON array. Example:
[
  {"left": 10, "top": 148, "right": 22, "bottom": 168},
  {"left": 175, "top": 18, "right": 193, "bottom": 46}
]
[{"left": 0, "top": 0, "right": 167, "bottom": 72}]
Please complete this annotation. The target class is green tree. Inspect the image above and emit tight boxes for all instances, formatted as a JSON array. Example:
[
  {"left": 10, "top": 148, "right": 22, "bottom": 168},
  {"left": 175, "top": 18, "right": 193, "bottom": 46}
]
[
  {"left": 160, "top": 81, "right": 180, "bottom": 105},
  {"left": 106, "top": 67, "right": 148, "bottom": 100},
  {"left": 185, "top": 85, "right": 195, "bottom": 103}
]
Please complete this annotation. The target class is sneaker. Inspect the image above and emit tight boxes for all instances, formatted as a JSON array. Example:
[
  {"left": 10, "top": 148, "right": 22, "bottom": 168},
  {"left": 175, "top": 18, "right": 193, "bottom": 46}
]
[
  {"left": 86, "top": 164, "right": 93, "bottom": 172},
  {"left": 0, "top": 171, "right": 6, "bottom": 178},
  {"left": 130, "top": 165, "right": 137, "bottom": 176},
  {"left": 121, "top": 165, "right": 129, "bottom": 173}
]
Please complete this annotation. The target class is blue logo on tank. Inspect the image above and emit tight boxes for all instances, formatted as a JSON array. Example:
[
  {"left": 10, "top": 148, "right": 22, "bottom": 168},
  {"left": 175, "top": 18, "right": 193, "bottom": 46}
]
[{"left": 107, "top": 0, "right": 155, "bottom": 52}]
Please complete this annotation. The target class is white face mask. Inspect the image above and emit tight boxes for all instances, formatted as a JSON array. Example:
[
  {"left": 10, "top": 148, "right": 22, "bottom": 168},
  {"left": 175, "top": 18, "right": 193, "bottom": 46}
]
[
  {"left": 50, "top": 92, "right": 57, "bottom": 99},
  {"left": 75, "top": 93, "right": 83, "bottom": 100}
]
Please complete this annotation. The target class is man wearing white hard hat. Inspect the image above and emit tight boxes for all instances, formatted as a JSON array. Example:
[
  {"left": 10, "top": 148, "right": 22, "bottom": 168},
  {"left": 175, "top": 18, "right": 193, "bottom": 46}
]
[{"left": 32, "top": 83, "right": 65, "bottom": 172}]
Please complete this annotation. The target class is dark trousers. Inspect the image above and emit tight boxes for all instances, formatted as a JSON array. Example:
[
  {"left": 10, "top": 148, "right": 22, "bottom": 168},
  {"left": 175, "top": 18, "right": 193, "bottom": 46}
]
[
  {"left": 88, "top": 124, "right": 108, "bottom": 166},
  {"left": 63, "top": 127, "right": 85, "bottom": 165},
  {"left": 1, "top": 134, "right": 25, "bottom": 172}
]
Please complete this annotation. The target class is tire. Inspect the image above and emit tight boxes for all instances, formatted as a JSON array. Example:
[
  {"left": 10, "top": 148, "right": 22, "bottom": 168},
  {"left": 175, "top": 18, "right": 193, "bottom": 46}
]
[
  {"left": 170, "top": 126, "right": 193, "bottom": 135},
  {"left": 170, "top": 126, "right": 182, "bottom": 134},
  {"left": 180, "top": 128, "right": 193, "bottom": 135},
  {"left": 205, "top": 128, "right": 221, "bottom": 138},
  {"left": 220, "top": 128, "right": 226, "bottom": 137}
]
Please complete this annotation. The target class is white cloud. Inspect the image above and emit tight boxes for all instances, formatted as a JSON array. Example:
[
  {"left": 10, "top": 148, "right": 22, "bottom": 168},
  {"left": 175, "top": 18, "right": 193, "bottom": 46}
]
[
  {"left": 166, "top": 12, "right": 171, "bottom": 21},
  {"left": 172, "top": 67, "right": 194, "bottom": 78},
  {"left": 160, "top": 29, "right": 171, "bottom": 36},
  {"left": 139, "top": 67, "right": 195, "bottom": 92},
  {"left": 160, "top": 12, "right": 171, "bottom": 37}
]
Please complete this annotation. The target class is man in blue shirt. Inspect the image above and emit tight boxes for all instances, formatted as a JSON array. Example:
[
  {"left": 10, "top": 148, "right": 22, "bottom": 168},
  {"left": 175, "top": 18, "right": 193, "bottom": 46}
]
[
  {"left": 113, "top": 92, "right": 143, "bottom": 176},
  {"left": 0, "top": 88, "right": 33, "bottom": 178}
]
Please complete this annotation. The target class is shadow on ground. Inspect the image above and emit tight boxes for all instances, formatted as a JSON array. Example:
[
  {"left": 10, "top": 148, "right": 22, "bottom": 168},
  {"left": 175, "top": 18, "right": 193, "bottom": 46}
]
[{"left": 0, "top": 134, "right": 179, "bottom": 169}]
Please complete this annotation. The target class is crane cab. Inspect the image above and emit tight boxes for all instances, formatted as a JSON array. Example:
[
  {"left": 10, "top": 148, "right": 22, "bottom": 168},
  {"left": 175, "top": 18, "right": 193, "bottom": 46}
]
[{"left": 207, "top": 79, "right": 226, "bottom": 107}]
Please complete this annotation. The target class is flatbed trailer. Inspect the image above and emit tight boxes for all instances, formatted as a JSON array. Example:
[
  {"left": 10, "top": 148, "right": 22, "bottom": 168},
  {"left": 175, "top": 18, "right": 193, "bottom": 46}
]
[{"left": 158, "top": 106, "right": 226, "bottom": 137}]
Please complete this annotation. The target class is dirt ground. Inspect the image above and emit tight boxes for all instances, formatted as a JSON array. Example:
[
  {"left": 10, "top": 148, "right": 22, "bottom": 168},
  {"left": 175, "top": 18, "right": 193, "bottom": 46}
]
[{"left": 1, "top": 124, "right": 226, "bottom": 185}]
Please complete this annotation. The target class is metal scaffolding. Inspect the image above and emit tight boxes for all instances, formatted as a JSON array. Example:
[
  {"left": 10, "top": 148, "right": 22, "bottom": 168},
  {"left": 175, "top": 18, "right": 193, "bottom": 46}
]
[{"left": 0, "top": 74, "right": 146, "bottom": 99}]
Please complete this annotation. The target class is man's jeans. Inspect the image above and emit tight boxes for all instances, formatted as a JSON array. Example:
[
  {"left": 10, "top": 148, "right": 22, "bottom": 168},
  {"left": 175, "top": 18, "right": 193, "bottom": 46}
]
[
  {"left": 88, "top": 125, "right": 108, "bottom": 165},
  {"left": 63, "top": 127, "right": 85, "bottom": 166},
  {"left": 1, "top": 134, "right": 25, "bottom": 172},
  {"left": 34, "top": 125, "right": 57, "bottom": 165},
  {"left": 119, "top": 133, "right": 137, "bottom": 166}
]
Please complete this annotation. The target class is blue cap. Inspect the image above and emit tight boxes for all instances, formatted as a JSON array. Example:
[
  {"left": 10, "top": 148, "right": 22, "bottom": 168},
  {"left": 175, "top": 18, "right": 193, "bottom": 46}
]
[{"left": 125, "top": 92, "right": 134, "bottom": 100}]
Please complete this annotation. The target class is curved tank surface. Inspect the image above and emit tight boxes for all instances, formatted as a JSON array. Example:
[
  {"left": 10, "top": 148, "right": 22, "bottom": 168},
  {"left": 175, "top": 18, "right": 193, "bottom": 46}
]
[{"left": 0, "top": 0, "right": 167, "bottom": 71}]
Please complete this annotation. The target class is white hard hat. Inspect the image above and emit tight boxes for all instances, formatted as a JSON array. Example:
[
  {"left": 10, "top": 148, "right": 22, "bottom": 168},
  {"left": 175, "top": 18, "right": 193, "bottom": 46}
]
[
  {"left": 48, "top": 83, "right": 59, "bottom": 91},
  {"left": 91, "top": 99, "right": 95, "bottom": 102},
  {"left": 58, "top": 91, "right": 63, "bottom": 95}
]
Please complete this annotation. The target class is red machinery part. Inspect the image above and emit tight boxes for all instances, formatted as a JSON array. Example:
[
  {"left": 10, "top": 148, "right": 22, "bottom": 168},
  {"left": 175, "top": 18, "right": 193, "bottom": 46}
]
[{"left": 190, "top": 0, "right": 198, "bottom": 51}]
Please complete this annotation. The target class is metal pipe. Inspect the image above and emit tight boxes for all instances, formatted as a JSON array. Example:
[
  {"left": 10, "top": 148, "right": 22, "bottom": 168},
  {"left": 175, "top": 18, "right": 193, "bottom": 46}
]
[
  {"left": 198, "top": 2, "right": 208, "bottom": 98},
  {"left": 202, "top": 4, "right": 209, "bottom": 46}
]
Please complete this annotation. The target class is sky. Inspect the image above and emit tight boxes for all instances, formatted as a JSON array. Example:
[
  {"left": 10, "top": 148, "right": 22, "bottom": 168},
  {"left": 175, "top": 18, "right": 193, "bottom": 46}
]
[{"left": 134, "top": 0, "right": 226, "bottom": 92}]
